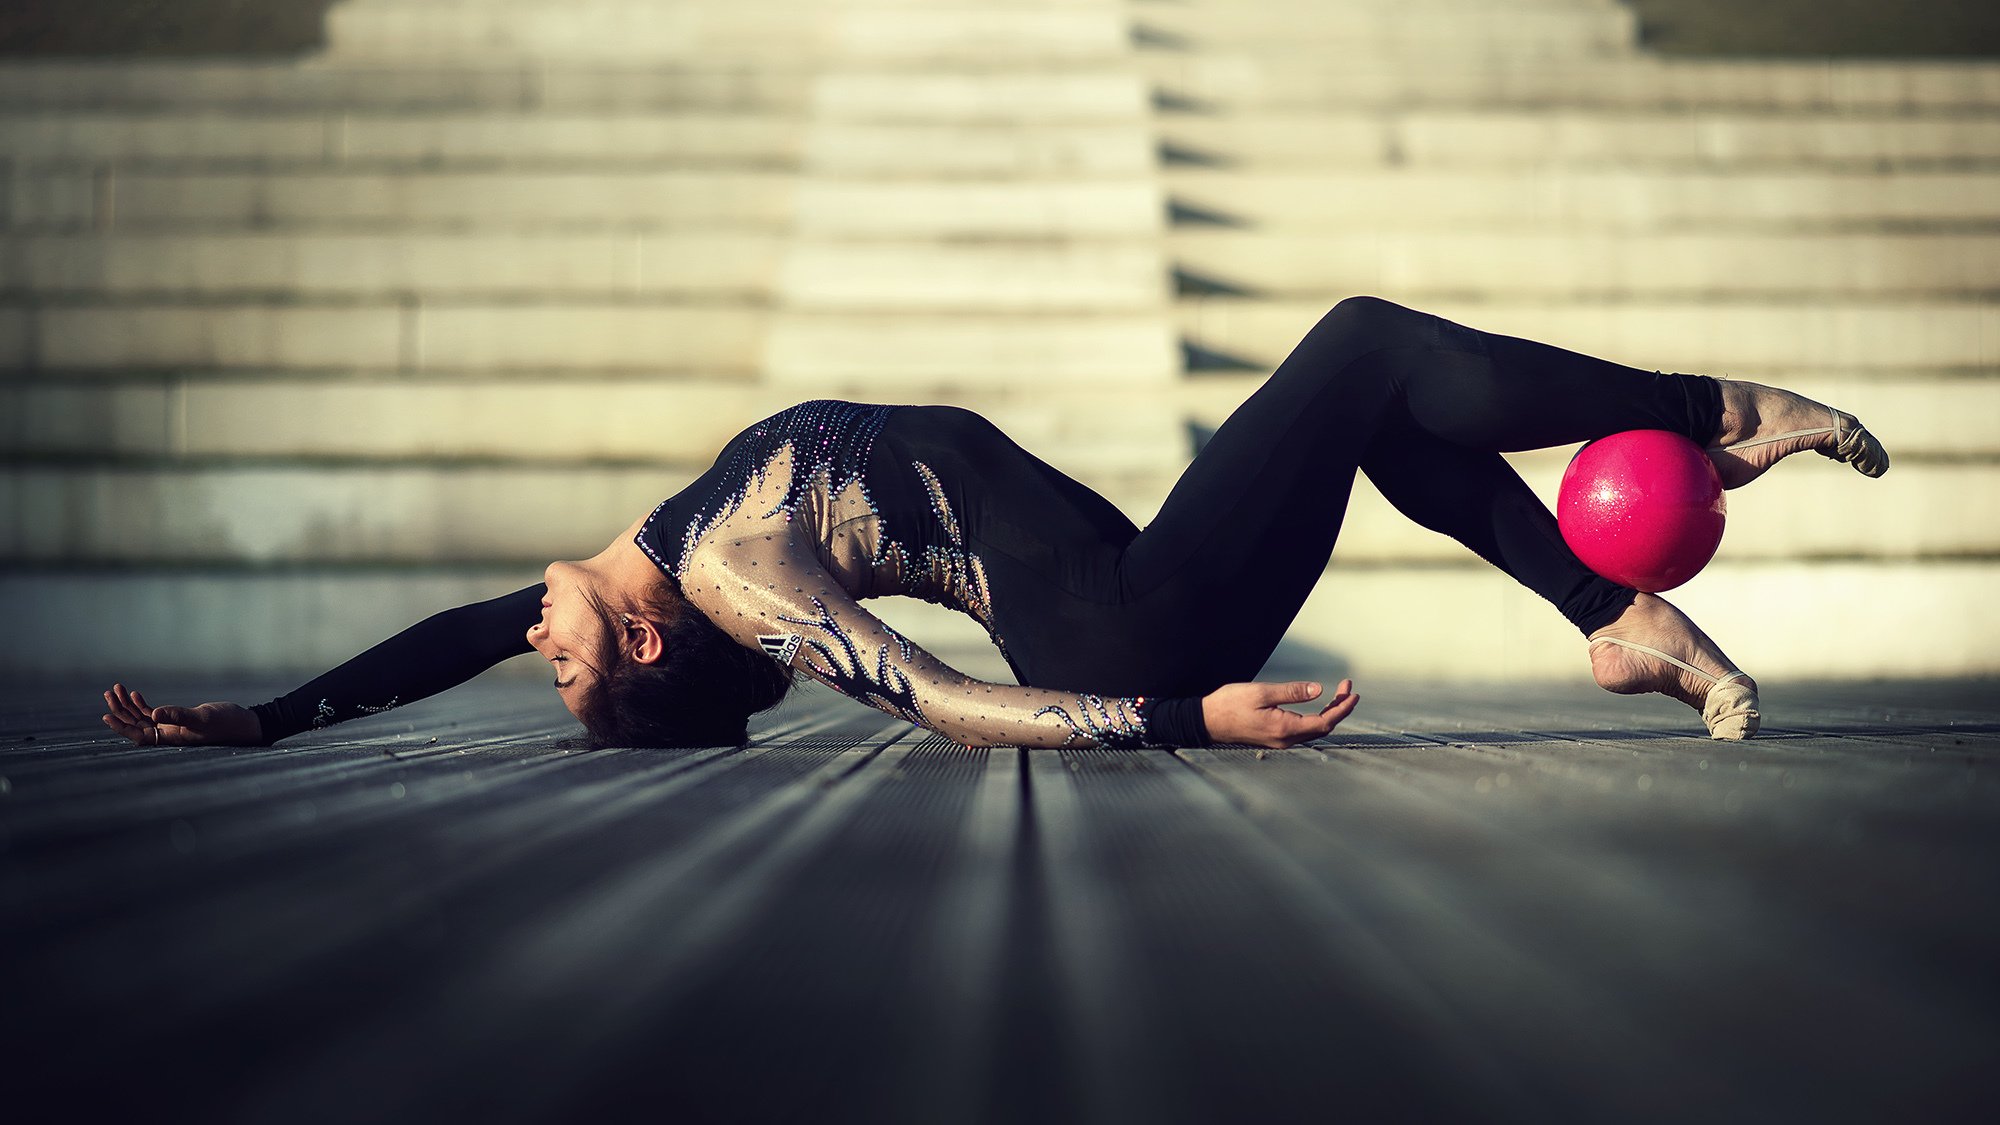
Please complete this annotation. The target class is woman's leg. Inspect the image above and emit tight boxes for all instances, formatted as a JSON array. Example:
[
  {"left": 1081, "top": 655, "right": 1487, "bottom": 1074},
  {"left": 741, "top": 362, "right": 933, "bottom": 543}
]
[
  {"left": 1357, "top": 414, "right": 1637, "bottom": 637},
  {"left": 1353, "top": 391, "right": 1774, "bottom": 728},
  {"left": 1124, "top": 297, "right": 1718, "bottom": 593},
  {"left": 1400, "top": 321, "right": 1721, "bottom": 452},
  {"left": 1114, "top": 296, "right": 1727, "bottom": 691}
]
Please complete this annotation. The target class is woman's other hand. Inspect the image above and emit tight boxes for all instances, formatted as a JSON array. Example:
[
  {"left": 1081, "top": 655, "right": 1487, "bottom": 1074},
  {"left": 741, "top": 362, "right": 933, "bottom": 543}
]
[
  {"left": 101, "top": 683, "right": 264, "bottom": 747},
  {"left": 1200, "top": 679, "right": 1358, "bottom": 748}
]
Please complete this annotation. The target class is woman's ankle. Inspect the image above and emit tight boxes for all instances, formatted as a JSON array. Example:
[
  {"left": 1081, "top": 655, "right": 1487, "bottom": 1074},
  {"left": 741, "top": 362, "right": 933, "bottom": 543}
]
[
  {"left": 1586, "top": 593, "right": 1745, "bottom": 702},
  {"left": 1709, "top": 378, "right": 1759, "bottom": 447}
]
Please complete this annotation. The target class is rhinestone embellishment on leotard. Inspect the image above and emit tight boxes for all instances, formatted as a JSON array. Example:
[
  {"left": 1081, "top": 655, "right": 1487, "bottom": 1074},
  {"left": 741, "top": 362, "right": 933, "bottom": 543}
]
[
  {"left": 311, "top": 695, "right": 401, "bottom": 730},
  {"left": 881, "top": 460, "right": 1004, "bottom": 652},
  {"left": 639, "top": 400, "right": 896, "bottom": 578},
  {"left": 1033, "top": 694, "right": 1149, "bottom": 748},
  {"left": 776, "top": 595, "right": 926, "bottom": 725}
]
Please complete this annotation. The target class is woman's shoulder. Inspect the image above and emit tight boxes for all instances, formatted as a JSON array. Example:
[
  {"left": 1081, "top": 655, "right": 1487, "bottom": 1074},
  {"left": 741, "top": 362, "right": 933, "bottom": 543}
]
[
  {"left": 672, "top": 516, "right": 851, "bottom": 647},
  {"left": 636, "top": 400, "right": 907, "bottom": 579}
]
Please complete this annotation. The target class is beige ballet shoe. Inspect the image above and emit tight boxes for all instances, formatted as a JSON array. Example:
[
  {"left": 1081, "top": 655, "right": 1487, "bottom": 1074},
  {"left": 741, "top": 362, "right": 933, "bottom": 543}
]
[
  {"left": 1589, "top": 635, "right": 1761, "bottom": 741},
  {"left": 1705, "top": 403, "right": 1890, "bottom": 489}
]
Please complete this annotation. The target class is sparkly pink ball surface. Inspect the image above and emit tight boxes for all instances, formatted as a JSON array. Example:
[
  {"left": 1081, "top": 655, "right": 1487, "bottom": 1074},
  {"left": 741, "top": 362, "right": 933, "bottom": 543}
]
[{"left": 1557, "top": 429, "right": 1726, "bottom": 593}]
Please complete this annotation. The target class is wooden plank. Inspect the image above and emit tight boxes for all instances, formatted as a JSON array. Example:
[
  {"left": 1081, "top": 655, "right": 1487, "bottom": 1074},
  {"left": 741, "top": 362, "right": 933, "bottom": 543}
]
[
  {"left": 1175, "top": 739, "right": 1996, "bottom": 1119},
  {"left": 1025, "top": 745, "right": 1503, "bottom": 1120},
  {"left": 2, "top": 676, "right": 1994, "bottom": 1120}
]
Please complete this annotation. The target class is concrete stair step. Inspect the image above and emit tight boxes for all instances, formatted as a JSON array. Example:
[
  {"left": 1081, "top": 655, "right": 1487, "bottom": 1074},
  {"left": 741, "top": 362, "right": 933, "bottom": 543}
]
[
  {"left": 20, "top": 109, "right": 1997, "bottom": 171},
  {"left": 1160, "top": 112, "right": 2000, "bottom": 169},
  {"left": 765, "top": 311, "right": 1180, "bottom": 386},
  {"left": 0, "top": 378, "right": 1188, "bottom": 480},
  {"left": 1156, "top": 0, "right": 1625, "bottom": 9},
  {"left": 1178, "top": 298, "right": 2000, "bottom": 374},
  {"left": 0, "top": 464, "right": 687, "bottom": 565},
  {"left": 794, "top": 181, "right": 1165, "bottom": 237},
  {"left": 1286, "top": 560, "right": 2000, "bottom": 680},
  {"left": 12, "top": 170, "right": 799, "bottom": 231},
  {"left": 11, "top": 172, "right": 1162, "bottom": 237},
  {"left": 13, "top": 559, "right": 1995, "bottom": 678},
  {"left": 802, "top": 124, "right": 1154, "bottom": 176},
  {"left": 0, "top": 60, "right": 809, "bottom": 112},
  {"left": 0, "top": 460, "right": 1171, "bottom": 566},
  {"left": 3, "top": 235, "right": 1165, "bottom": 308},
  {"left": 27, "top": 229, "right": 1985, "bottom": 304},
  {"left": 2, "top": 233, "right": 785, "bottom": 299},
  {"left": 811, "top": 71, "right": 1148, "bottom": 122},
  {"left": 0, "top": 112, "right": 802, "bottom": 168},
  {"left": 1, "top": 379, "right": 779, "bottom": 464},
  {"left": 1170, "top": 231, "right": 2000, "bottom": 298},
  {"left": 1333, "top": 461, "right": 2000, "bottom": 564},
  {"left": 326, "top": 3, "right": 1129, "bottom": 61},
  {"left": 15, "top": 296, "right": 1996, "bottom": 379},
  {"left": 1145, "top": 56, "right": 2000, "bottom": 112},
  {"left": 1, "top": 114, "right": 1154, "bottom": 175},
  {"left": 1164, "top": 169, "right": 2000, "bottom": 231},
  {"left": 781, "top": 242, "right": 1165, "bottom": 311},
  {"left": 4, "top": 458, "right": 1986, "bottom": 567},
  {"left": 1185, "top": 372, "right": 2000, "bottom": 459},
  {"left": 1133, "top": 2, "right": 1634, "bottom": 55},
  {"left": 8, "top": 58, "right": 1998, "bottom": 113},
  {"left": 7, "top": 371, "right": 1989, "bottom": 466},
  {"left": 0, "top": 64, "right": 1152, "bottom": 121},
  {"left": 6, "top": 302, "right": 1182, "bottom": 377},
  {"left": 3, "top": 302, "right": 766, "bottom": 373},
  {"left": 6, "top": 567, "right": 553, "bottom": 677}
]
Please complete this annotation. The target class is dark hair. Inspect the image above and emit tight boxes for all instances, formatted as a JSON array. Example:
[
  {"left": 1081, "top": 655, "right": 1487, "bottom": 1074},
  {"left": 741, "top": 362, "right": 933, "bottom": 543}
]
[{"left": 573, "top": 576, "right": 794, "bottom": 748}]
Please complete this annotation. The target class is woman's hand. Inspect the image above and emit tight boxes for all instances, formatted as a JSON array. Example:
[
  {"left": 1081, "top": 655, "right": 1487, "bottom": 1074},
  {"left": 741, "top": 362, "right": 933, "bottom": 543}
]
[
  {"left": 1200, "top": 679, "right": 1359, "bottom": 748},
  {"left": 101, "top": 683, "right": 265, "bottom": 747}
]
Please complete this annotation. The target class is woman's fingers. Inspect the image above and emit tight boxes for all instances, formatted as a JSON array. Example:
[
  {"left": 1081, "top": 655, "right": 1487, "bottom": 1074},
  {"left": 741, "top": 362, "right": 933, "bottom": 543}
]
[
  {"left": 1282, "top": 680, "right": 1357, "bottom": 745},
  {"left": 102, "top": 710, "right": 154, "bottom": 745},
  {"left": 113, "top": 683, "right": 150, "bottom": 720},
  {"left": 1318, "top": 679, "right": 1358, "bottom": 718},
  {"left": 106, "top": 686, "right": 148, "bottom": 727},
  {"left": 1294, "top": 699, "right": 1353, "bottom": 738},
  {"left": 100, "top": 692, "right": 259, "bottom": 748},
  {"left": 1319, "top": 690, "right": 1359, "bottom": 727},
  {"left": 1262, "top": 679, "right": 1354, "bottom": 708},
  {"left": 103, "top": 683, "right": 170, "bottom": 745}
]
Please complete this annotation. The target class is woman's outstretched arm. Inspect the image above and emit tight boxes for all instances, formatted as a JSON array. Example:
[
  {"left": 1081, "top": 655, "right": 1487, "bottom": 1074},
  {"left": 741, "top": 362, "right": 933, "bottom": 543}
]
[
  {"left": 687, "top": 532, "right": 1357, "bottom": 749},
  {"left": 101, "top": 583, "right": 546, "bottom": 746}
]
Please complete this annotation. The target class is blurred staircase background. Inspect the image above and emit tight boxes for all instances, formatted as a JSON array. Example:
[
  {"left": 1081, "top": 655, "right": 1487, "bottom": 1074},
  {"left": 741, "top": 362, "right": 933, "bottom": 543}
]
[{"left": 3, "top": 0, "right": 1996, "bottom": 681}]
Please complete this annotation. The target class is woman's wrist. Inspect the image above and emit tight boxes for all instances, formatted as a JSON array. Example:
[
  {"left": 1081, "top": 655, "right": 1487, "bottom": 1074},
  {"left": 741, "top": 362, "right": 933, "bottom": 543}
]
[{"left": 1139, "top": 695, "right": 1211, "bottom": 747}]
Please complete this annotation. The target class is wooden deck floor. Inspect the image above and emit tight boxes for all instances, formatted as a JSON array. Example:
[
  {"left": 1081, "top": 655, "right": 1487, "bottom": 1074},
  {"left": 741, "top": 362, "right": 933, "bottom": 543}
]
[{"left": 3, "top": 675, "right": 1996, "bottom": 1123}]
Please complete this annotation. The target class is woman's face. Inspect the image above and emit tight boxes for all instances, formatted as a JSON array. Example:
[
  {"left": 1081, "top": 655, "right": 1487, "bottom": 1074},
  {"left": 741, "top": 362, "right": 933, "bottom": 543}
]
[{"left": 527, "top": 560, "right": 607, "bottom": 719}]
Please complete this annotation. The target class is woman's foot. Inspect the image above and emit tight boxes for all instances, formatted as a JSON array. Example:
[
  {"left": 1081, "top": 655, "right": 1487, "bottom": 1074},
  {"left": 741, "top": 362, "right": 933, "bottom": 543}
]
[
  {"left": 1588, "top": 593, "right": 1760, "bottom": 740},
  {"left": 1706, "top": 378, "right": 1890, "bottom": 490}
]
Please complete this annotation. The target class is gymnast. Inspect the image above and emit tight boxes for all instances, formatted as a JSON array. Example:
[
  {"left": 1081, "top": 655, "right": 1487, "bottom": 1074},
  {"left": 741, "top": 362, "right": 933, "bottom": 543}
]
[{"left": 101, "top": 297, "right": 1888, "bottom": 751}]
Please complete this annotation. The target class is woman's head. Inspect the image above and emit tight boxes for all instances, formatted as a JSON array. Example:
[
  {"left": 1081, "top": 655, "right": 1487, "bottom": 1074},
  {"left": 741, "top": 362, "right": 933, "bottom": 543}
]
[{"left": 528, "top": 559, "right": 793, "bottom": 747}]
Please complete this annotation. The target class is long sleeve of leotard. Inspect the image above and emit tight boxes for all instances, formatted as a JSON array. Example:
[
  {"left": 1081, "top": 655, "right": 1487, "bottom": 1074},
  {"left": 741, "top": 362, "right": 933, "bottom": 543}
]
[
  {"left": 248, "top": 583, "right": 545, "bottom": 744},
  {"left": 682, "top": 530, "right": 1199, "bottom": 748}
]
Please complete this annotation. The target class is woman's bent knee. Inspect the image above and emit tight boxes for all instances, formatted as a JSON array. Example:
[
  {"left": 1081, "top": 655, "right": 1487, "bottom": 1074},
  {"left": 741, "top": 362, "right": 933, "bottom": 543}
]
[{"left": 1314, "top": 295, "right": 1427, "bottom": 347}]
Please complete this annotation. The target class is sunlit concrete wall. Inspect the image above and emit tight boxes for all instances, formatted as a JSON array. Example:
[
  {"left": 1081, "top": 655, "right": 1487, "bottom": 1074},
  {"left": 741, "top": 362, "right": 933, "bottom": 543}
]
[{"left": 4, "top": 0, "right": 1998, "bottom": 681}]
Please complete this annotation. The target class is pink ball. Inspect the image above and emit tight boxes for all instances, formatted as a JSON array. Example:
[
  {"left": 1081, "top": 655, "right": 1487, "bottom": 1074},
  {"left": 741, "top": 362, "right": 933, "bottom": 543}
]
[{"left": 1557, "top": 429, "right": 1726, "bottom": 593}]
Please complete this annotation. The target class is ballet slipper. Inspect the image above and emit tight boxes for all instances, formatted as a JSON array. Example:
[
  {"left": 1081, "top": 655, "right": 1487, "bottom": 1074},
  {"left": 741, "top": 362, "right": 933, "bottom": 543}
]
[
  {"left": 1589, "top": 635, "right": 1761, "bottom": 741},
  {"left": 1705, "top": 403, "right": 1890, "bottom": 490}
]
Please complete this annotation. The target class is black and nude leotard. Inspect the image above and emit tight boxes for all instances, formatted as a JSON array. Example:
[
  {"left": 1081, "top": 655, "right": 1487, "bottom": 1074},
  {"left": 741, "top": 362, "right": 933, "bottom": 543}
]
[{"left": 253, "top": 297, "right": 1723, "bottom": 749}]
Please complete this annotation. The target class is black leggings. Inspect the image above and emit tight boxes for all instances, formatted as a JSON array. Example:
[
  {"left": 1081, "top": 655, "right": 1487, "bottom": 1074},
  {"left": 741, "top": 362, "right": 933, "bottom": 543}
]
[
  {"left": 251, "top": 297, "right": 1726, "bottom": 743},
  {"left": 926, "top": 296, "right": 1723, "bottom": 698}
]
